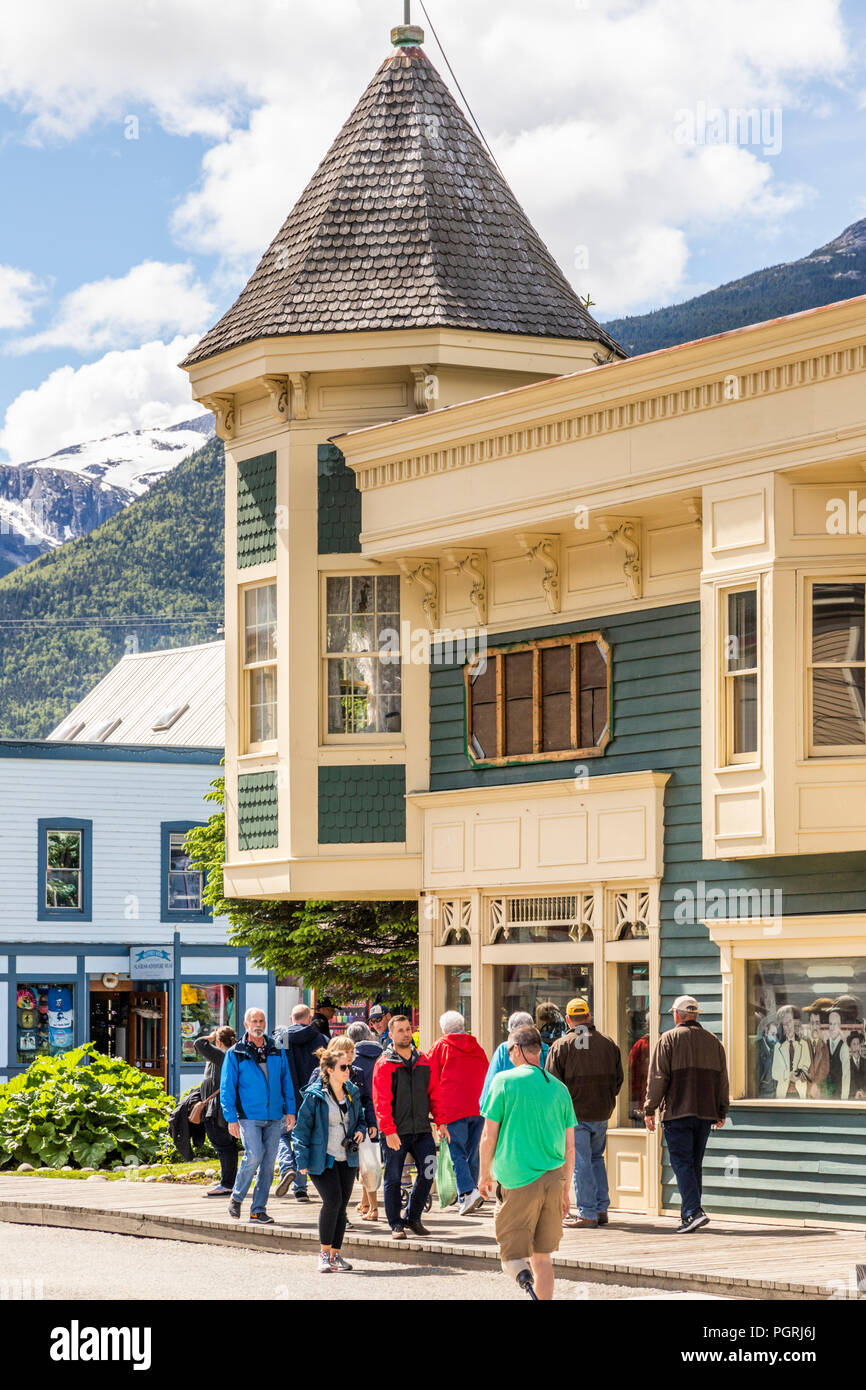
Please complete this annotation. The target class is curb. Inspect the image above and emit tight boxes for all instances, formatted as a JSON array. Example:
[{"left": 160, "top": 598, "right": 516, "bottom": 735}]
[{"left": 0, "top": 1196, "right": 846, "bottom": 1299}]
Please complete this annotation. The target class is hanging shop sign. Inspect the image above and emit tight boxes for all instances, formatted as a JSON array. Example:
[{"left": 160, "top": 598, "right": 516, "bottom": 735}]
[{"left": 129, "top": 947, "right": 174, "bottom": 980}]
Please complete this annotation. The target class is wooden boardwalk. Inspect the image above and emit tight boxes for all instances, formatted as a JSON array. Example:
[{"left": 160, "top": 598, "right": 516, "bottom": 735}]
[{"left": 0, "top": 1176, "right": 862, "bottom": 1299}]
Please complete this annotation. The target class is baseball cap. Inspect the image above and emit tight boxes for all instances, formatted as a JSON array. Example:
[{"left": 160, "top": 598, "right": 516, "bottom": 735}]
[
  {"left": 566, "top": 998, "right": 591, "bottom": 1018},
  {"left": 369, "top": 1004, "right": 388, "bottom": 1021},
  {"left": 671, "top": 995, "right": 700, "bottom": 1014}
]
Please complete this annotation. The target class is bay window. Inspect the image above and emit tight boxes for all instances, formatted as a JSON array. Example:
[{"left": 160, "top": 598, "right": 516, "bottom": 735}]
[
  {"left": 808, "top": 580, "right": 866, "bottom": 754},
  {"left": 722, "top": 586, "right": 758, "bottom": 763},
  {"left": 323, "top": 574, "right": 401, "bottom": 737},
  {"left": 243, "top": 582, "right": 277, "bottom": 750}
]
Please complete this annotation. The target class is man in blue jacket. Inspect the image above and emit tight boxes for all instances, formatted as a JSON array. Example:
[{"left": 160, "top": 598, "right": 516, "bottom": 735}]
[{"left": 220, "top": 1007, "right": 296, "bottom": 1224}]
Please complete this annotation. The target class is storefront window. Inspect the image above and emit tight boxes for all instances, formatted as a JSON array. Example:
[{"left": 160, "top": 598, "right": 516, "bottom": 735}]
[
  {"left": 491, "top": 964, "right": 593, "bottom": 1046},
  {"left": 180, "top": 983, "right": 236, "bottom": 1063},
  {"left": 16, "top": 983, "right": 74, "bottom": 1063},
  {"left": 617, "top": 962, "right": 650, "bottom": 1127},
  {"left": 444, "top": 966, "right": 471, "bottom": 1032},
  {"left": 747, "top": 959, "right": 866, "bottom": 1101}
]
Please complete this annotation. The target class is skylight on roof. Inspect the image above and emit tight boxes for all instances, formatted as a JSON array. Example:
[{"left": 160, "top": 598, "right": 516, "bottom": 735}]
[
  {"left": 91, "top": 718, "right": 122, "bottom": 743},
  {"left": 152, "top": 703, "right": 190, "bottom": 732},
  {"left": 57, "top": 720, "right": 85, "bottom": 741}
]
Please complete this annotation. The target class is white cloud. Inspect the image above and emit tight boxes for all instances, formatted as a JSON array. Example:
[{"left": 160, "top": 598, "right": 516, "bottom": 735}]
[
  {"left": 10, "top": 261, "right": 214, "bottom": 354},
  {"left": 0, "top": 336, "right": 203, "bottom": 464},
  {"left": 169, "top": 0, "right": 852, "bottom": 313},
  {"left": 0, "top": 0, "right": 855, "bottom": 316},
  {"left": 0, "top": 0, "right": 377, "bottom": 141},
  {"left": 0, "top": 265, "right": 46, "bottom": 330}
]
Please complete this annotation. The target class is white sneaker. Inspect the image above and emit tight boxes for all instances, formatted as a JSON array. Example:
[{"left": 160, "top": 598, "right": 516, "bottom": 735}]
[
  {"left": 458, "top": 1188, "right": 484, "bottom": 1215},
  {"left": 317, "top": 1252, "right": 333, "bottom": 1273}
]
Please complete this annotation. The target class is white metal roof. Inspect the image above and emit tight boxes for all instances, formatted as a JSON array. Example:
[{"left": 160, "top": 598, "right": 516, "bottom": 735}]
[{"left": 48, "top": 642, "right": 225, "bottom": 748}]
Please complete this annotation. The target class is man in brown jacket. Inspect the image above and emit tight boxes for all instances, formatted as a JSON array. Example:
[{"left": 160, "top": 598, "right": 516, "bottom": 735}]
[
  {"left": 545, "top": 998, "right": 623, "bottom": 1228},
  {"left": 644, "top": 995, "right": 729, "bottom": 1234}
]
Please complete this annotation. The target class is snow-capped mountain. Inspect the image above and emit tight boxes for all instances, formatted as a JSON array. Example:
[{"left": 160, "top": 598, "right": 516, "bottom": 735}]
[{"left": 0, "top": 415, "right": 215, "bottom": 575}]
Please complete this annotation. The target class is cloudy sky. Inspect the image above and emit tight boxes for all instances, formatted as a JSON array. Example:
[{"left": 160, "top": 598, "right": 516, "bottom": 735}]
[{"left": 1, "top": 0, "right": 864, "bottom": 463}]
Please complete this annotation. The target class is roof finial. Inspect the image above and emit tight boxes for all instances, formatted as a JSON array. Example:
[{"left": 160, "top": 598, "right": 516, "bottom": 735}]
[{"left": 392, "top": 0, "right": 424, "bottom": 47}]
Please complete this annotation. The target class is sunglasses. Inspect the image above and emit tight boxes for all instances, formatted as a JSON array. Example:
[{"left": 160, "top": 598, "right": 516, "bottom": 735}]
[{"left": 334, "top": 1063, "right": 351, "bottom": 1072}]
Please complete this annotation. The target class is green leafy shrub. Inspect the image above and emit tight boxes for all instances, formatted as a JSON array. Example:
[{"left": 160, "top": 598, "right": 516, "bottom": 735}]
[{"left": 0, "top": 1045, "right": 174, "bottom": 1170}]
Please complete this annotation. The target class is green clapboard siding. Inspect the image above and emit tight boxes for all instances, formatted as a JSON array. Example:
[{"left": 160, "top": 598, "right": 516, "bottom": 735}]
[
  {"left": 319, "top": 765, "right": 406, "bottom": 843},
  {"left": 430, "top": 600, "right": 866, "bottom": 1223},
  {"left": 663, "top": 1108, "right": 866, "bottom": 1222},
  {"left": 237, "top": 452, "right": 277, "bottom": 568},
  {"left": 237, "top": 771, "right": 278, "bottom": 851},
  {"left": 318, "top": 443, "right": 361, "bottom": 554}
]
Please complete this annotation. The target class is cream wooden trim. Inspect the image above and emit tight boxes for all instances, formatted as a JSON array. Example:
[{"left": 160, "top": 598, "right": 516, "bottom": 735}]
[
  {"left": 480, "top": 942, "right": 595, "bottom": 965},
  {"left": 407, "top": 769, "right": 670, "bottom": 810},
  {"left": 705, "top": 913, "right": 866, "bottom": 949},
  {"left": 349, "top": 344, "right": 866, "bottom": 493},
  {"left": 432, "top": 947, "right": 472, "bottom": 964}
]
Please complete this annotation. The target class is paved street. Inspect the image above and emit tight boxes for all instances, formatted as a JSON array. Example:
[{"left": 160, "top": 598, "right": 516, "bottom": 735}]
[
  {"left": 2, "top": 1174, "right": 857, "bottom": 1298},
  {"left": 0, "top": 1223, "right": 719, "bottom": 1301}
]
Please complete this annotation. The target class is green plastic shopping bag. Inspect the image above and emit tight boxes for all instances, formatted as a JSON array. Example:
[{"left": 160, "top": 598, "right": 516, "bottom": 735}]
[{"left": 437, "top": 1136, "right": 458, "bottom": 1209}]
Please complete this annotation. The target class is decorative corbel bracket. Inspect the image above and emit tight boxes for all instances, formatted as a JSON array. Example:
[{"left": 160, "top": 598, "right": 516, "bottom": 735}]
[
  {"left": 445, "top": 549, "right": 487, "bottom": 626},
  {"left": 686, "top": 497, "right": 703, "bottom": 530},
  {"left": 261, "top": 375, "right": 289, "bottom": 422},
  {"left": 289, "top": 371, "right": 310, "bottom": 420},
  {"left": 598, "top": 516, "right": 642, "bottom": 600},
  {"left": 398, "top": 558, "right": 440, "bottom": 631},
  {"left": 199, "top": 393, "right": 235, "bottom": 441},
  {"left": 516, "top": 533, "right": 561, "bottom": 614},
  {"left": 410, "top": 364, "right": 440, "bottom": 412}
]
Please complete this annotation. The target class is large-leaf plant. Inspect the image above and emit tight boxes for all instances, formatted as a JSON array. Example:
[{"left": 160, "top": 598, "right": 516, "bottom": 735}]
[{"left": 0, "top": 1045, "right": 173, "bottom": 1170}]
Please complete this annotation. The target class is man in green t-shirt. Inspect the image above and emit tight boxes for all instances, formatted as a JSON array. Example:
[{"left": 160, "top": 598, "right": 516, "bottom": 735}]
[{"left": 479, "top": 1023, "right": 575, "bottom": 1301}]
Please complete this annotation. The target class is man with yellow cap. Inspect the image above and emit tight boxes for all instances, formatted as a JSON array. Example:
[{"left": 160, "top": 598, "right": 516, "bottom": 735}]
[{"left": 545, "top": 997, "right": 622, "bottom": 1228}]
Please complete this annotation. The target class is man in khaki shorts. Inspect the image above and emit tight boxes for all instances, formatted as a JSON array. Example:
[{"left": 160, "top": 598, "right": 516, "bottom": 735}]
[{"left": 479, "top": 1024, "right": 576, "bottom": 1300}]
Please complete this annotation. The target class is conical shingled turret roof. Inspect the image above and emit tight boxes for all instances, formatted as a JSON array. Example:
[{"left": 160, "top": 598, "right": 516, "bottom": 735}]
[{"left": 183, "top": 44, "right": 623, "bottom": 366}]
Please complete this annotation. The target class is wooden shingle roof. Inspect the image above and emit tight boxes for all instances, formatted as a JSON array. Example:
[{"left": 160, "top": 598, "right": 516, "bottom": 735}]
[{"left": 183, "top": 44, "right": 623, "bottom": 365}]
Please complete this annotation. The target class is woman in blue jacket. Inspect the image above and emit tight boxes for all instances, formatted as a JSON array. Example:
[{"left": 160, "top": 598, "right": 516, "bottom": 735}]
[{"left": 293, "top": 1037, "right": 366, "bottom": 1274}]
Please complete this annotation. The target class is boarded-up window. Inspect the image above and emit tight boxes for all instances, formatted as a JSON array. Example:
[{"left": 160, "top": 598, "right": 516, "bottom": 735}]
[{"left": 467, "top": 633, "right": 611, "bottom": 766}]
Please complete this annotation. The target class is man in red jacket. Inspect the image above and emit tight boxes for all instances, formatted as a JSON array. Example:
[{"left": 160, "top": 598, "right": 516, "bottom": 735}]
[{"left": 426, "top": 1010, "right": 489, "bottom": 1215}]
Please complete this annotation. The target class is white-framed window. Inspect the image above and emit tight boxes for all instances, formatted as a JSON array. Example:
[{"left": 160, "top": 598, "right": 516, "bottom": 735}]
[
  {"left": 242, "top": 582, "right": 277, "bottom": 751},
  {"left": 322, "top": 573, "right": 401, "bottom": 739},
  {"left": 807, "top": 578, "right": 866, "bottom": 755},
  {"left": 721, "top": 584, "right": 758, "bottom": 765}
]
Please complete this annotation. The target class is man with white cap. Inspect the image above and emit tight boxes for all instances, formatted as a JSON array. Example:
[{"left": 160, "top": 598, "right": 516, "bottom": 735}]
[{"left": 643, "top": 995, "right": 729, "bottom": 1234}]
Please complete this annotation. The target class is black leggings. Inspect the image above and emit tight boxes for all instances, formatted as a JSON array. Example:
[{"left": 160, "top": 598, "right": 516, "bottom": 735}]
[
  {"left": 204, "top": 1117, "right": 239, "bottom": 1190},
  {"left": 310, "top": 1162, "right": 356, "bottom": 1249}
]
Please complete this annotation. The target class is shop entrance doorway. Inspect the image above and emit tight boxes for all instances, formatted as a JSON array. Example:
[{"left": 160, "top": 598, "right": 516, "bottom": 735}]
[{"left": 89, "top": 980, "right": 168, "bottom": 1086}]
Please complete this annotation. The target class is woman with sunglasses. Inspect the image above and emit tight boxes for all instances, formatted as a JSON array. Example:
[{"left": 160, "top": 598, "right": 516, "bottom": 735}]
[{"left": 293, "top": 1036, "right": 366, "bottom": 1273}]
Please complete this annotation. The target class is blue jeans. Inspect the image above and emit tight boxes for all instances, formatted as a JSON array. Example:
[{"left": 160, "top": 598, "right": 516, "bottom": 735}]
[
  {"left": 447, "top": 1116, "right": 483, "bottom": 1198},
  {"left": 233, "top": 1118, "right": 283, "bottom": 1214},
  {"left": 663, "top": 1116, "right": 712, "bottom": 1222},
  {"left": 383, "top": 1132, "right": 436, "bottom": 1230},
  {"left": 572, "top": 1120, "right": 609, "bottom": 1220},
  {"left": 276, "top": 1126, "right": 308, "bottom": 1193}
]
